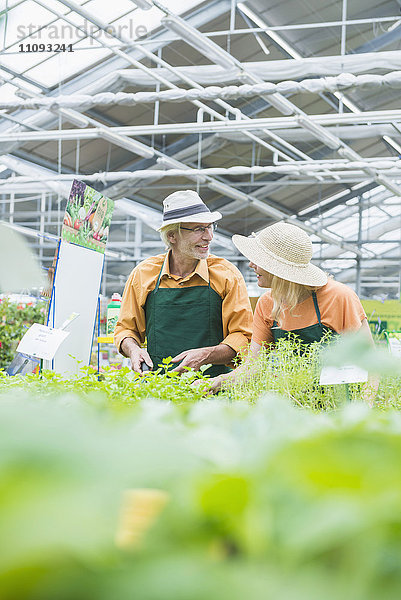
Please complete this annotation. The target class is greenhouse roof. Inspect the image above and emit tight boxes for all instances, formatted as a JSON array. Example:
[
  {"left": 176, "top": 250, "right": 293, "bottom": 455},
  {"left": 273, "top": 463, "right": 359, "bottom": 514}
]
[{"left": 1, "top": 0, "right": 401, "bottom": 298}]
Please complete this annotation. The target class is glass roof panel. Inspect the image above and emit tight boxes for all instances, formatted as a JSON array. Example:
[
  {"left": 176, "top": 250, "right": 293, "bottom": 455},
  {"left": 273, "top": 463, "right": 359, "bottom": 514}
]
[
  {"left": 26, "top": 43, "right": 112, "bottom": 87},
  {"left": 2, "top": 0, "right": 52, "bottom": 46},
  {"left": 0, "top": 82, "right": 21, "bottom": 101},
  {"left": 1, "top": 0, "right": 204, "bottom": 93},
  {"left": 326, "top": 215, "right": 359, "bottom": 238},
  {"left": 381, "top": 202, "right": 401, "bottom": 216},
  {"left": 83, "top": 0, "right": 135, "bottom": 22},
  {"left": 364, "top": 242, "right": 399, "bottom": 255},
  {"left": 380, "top": 229, "right": 401, "bottom": 241},
  {"left": 320, "top": 259, "right": 356, "bottom": 271}
]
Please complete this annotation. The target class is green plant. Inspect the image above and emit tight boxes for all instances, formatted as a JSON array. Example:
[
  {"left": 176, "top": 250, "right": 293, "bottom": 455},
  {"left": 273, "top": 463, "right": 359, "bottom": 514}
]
[
  {"left": 0, "top": 299, "right": 47, "bottom": 369},
  {"left": 0, "top": 358, "right": 213, "bottom": 409},
  {"left": 1, "top": 390, "right": 401, "bottom": 599}
]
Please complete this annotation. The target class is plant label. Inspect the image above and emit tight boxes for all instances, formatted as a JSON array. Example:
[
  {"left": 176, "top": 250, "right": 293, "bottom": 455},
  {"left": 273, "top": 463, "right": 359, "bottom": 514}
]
[
  {"left": 386, "top": 333, "right": 401, "bottom": 357},
  {"left": 17, "top": 323, "right": 70, "bottom": 361},
  {"left": 319, "top": 365, "right": 368, "bottom": 385}
]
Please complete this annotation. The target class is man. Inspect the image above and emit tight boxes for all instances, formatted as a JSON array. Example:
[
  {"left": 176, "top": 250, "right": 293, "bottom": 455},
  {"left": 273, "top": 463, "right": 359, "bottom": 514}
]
[{"left": 114, "top": 190, "right": 253, "bottom": 376}]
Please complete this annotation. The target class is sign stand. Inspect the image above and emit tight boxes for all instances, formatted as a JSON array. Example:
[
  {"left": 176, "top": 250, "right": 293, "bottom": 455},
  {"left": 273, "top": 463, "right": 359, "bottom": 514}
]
[{"left": 42, "top": 180, "right": 114, "bottom": 377}]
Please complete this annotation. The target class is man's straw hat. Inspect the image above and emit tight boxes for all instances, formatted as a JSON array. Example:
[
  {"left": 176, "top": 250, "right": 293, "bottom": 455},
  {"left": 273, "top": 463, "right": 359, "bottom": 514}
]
[
  {"left": 157, "top": 190, "right": 222, "bottom": 230},
  {"left": 232, "top": 222, "right": 328, "bottom": 287}
]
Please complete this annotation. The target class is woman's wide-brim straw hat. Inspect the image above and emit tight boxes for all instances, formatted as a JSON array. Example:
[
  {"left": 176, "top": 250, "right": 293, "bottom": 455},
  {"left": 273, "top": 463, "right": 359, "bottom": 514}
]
[
  {"left": 232, "top": 222, "right": 328, "bottom": 287},
  {"left": 157, "top": 190, "right": 222, "bottom": 230}
]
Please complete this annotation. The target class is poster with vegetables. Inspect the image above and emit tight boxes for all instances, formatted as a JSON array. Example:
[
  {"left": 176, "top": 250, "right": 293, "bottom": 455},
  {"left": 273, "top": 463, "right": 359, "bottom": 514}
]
[{"left": 62, "top": 180, "right": 114, "bottom": 254}]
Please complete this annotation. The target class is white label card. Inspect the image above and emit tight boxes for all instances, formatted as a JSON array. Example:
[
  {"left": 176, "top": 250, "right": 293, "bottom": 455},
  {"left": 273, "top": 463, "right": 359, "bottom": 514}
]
[
  {"left": 319, "top": 365, "right": 368, "bottom": 385},
  {"left": 387, "top": 337, "right": 401, "bottom": 357},
  {"left": 17, "top": 323, "right": 70, "bottom": 361}
]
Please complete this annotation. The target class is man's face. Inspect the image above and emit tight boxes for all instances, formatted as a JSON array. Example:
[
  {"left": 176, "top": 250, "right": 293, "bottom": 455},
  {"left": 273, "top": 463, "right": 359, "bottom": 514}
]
[{"left": 170, "top": 222, "right": 214, "bottom": 260}]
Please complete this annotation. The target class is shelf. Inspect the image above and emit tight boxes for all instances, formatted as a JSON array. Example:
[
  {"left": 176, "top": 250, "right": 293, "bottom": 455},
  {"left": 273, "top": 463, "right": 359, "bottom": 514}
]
[{"left": 97, "top": 336, "right": 114, "bottom": 344}]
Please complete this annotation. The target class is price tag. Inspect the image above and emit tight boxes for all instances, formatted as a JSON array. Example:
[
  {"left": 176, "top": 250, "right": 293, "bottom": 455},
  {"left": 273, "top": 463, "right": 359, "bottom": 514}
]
[
  {"left": 319, "top": 365, "right": 368, "bottom": 385},
  {"left": 17, "top": 323, "right": 70, "bottom": 361},
  {"left": 386, "top": 334, "right": 401, "bottom": 357}
]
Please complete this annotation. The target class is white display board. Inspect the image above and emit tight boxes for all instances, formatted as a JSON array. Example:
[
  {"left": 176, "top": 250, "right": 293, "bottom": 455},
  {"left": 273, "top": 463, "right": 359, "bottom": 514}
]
[{"left": 46, "top": 241, "right": 104, "bottom": 376}]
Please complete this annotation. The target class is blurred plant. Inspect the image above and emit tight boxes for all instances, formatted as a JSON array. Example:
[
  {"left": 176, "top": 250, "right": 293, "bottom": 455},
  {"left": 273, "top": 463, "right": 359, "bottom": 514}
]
[
  {"left": 1, "top": 393, "right": 401, "bottom": 599},
  {"left": 0, "top": 299, "right": 47, "bottom": 369}
]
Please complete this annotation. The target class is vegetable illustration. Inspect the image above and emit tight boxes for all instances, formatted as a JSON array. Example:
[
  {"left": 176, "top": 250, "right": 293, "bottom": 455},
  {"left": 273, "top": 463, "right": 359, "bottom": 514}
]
[{"left": 64, "top": 213, "right": 73, "bottom": 228}]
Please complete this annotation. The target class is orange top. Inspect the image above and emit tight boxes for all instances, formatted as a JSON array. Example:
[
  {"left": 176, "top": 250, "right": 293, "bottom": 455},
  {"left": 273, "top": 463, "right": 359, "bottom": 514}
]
[
  {"left": 252, "top": 278, "right": 366, "bottom": 345},
  {"left": 114, "top": 250, "right": 253, "bottom": 354}
]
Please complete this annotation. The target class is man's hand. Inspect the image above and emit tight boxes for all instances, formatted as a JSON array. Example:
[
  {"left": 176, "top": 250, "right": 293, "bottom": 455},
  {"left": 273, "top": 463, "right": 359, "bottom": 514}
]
[
  {"left": 121, "top": 338, "right": 153, "bottom": 375},
  {"left": 128, "top": 346, "right": 153, "bottom": 374},
  {"left": 171, "top": 347, "right": 212, "bottom": 374}
]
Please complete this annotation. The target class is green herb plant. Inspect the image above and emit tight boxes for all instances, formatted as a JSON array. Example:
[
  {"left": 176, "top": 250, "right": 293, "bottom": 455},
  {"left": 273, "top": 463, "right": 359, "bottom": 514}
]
[{"left": 0, "top": 357, "right": 213, "bottom": 409}]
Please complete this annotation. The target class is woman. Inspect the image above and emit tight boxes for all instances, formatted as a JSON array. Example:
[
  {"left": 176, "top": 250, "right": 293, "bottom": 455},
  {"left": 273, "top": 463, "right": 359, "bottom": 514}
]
[{"left": 201, "top": 222, "right": 374, "bottom": 394}]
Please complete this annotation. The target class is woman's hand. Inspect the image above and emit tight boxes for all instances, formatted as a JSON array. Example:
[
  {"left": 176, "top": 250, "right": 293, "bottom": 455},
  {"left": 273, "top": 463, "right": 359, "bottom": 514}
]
[{"left": 191, "top": 375, "right": 223, "bottom": 395}]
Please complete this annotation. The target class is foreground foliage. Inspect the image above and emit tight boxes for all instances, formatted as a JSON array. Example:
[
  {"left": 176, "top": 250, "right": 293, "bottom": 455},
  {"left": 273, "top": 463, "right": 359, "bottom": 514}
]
[
  {"left": 1, "top": 335, "right": 401, "bottom": 598},
  {"left": 1, "top": 392, "right": 401, "bottom": 600}
]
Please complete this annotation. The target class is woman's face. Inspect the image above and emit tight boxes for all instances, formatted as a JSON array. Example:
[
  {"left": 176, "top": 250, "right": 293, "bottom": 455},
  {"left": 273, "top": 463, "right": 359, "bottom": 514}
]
[{"left": 249, "top": 261, "right": 273, "bottom": 288}]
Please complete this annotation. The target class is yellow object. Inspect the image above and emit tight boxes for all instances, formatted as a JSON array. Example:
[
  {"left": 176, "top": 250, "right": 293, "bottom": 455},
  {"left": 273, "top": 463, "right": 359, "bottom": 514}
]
[
  {"left": 115, "top": 488, "right": 169, "bottom": 550},
  {"left": 97, "top": 336, "right": 114, "bottom": 343}
]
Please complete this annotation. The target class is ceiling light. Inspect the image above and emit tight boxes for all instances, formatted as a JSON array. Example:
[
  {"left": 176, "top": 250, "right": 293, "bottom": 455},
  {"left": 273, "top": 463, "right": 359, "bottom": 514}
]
[
  {"left": 333, "top": 91, "right": 360, "bottom": 114},
  {"left": 338, "top": 146, "right": 360, "bottom": 161},
  {"left": 115, "top": 198, "right": 161, "bottom": 230},
  {"left": 383, "top": 135, "right": 401, "bottom": 155},
  {"left": 57, "top": 108, "right": 90, "bottom": 128},
  {"left": 99, "top": 129, "right": 154, "bottom": 159},
  {"left": 264, "top": 29, "right": 301, "bottom": 59},
  {"left": 376, "top": 177, "right": 401, "bottom": 197},
  {"left": 208, "top": 180, "right": 248, "bottom": 202},
  {"left": 238, "top": 3, "right": 301, "bottom": 60},
  {"left": 130, "top": 0, "right": 153, "bottom": 9},
  {"left": 268, "top": 93, "right": 295, "bottom": 116},
  {"left": 254, "top": 34, "right": 270, "bottom": 55},
  {"left": 236, "top": 3, "right": 269, "bottom": 55},
  {"left": 387, "top": 18, "right": 401, "bottom": 32},
  {"left": 209, "top": 180, "right": 286, "bottom": 220},
  {"left": 238, "top": 2, "right": 362, "bottom": 123},
  {"left": 161, "top": 15, "right": 238, "bottom": 70},
  {"left": 297, "top": 116, "right": 341, "bottom": 150}
]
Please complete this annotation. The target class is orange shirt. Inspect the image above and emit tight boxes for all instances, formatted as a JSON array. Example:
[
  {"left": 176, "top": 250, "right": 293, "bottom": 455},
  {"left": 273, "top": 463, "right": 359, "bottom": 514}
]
[
  {"left": 114, "top": 250, "right": 253, "bottom": 354},
  {"left": 252, "top": 277, "right": 366, "bottom": 345}
]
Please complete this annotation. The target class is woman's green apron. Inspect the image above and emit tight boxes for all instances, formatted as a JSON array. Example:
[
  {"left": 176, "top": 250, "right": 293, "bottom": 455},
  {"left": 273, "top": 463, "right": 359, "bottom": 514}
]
[
  {"left": 272, "top": 291, "right": 336, "bottom": 344},
  {"left": 144, "top": 258, "right": 231, "bottom": 377}
]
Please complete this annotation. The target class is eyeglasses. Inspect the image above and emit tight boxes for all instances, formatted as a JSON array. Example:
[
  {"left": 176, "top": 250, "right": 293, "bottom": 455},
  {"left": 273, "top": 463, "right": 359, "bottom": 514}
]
[{"left": 180, "top": 223, "right": 217, "bottom": 234}]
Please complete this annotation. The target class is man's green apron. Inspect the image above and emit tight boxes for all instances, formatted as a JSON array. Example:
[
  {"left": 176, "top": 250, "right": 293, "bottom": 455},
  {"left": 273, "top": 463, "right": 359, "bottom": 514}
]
[
  {"left": 144, "top": 258, "right": 231, "bottom": 377},
  {"left": 272, "top": 291, "right": 336, "bottom": 344}
]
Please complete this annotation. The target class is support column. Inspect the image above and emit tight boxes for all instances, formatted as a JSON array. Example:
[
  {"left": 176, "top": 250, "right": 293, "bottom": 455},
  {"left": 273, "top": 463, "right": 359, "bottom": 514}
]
[
  {"left": 134, "top": 218, "right": 143, "bottom": 266},
  {"left": 9, "top": 193, "right": 14, "bottom": 224},
  {"left": 355, "top": 194, "right": 362, "bottom": 296}
]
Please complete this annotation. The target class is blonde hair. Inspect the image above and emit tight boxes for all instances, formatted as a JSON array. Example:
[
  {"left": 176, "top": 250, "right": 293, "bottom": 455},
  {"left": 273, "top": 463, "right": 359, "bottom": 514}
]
[
  {"left": 159, "top": 223, "right": 181, "bottom": 248},
  {"left": 270, "top": 274, "right": 318, "bottom": 326}
]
